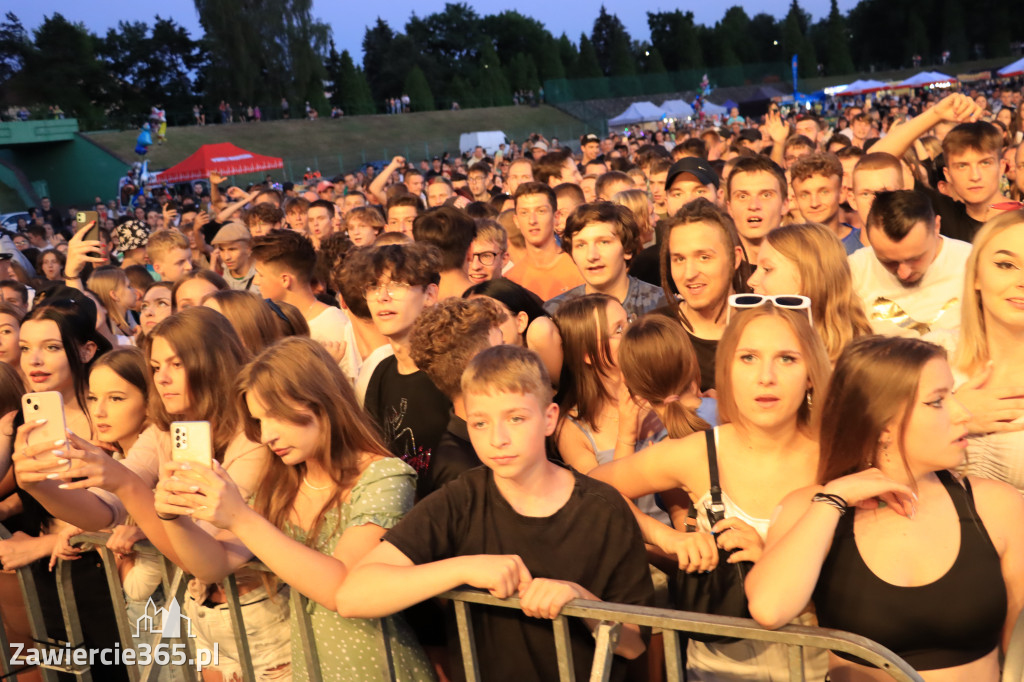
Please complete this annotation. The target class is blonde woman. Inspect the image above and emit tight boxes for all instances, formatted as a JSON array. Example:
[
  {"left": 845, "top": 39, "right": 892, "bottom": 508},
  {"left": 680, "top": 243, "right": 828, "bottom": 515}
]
[
  {"left": 88, "top": 266, "right": 138, "bottom": 344},
  {"left": 592, "top": 303, "right": 831, "bottom": 681},
  {"left": 747, "top": 222, "right": 872, "bottom": 362},
  {"left": 951, "top": 210, "right": 1024, "bottom": 493},
  {"left": 612, "top": 188, "right": 655, "bottom": 245}
]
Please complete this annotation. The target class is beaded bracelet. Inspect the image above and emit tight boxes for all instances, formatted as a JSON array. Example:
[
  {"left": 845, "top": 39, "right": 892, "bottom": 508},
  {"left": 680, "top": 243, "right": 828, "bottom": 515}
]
[{"left": 812, "top": 492, "right": 849, "bottom": 516}]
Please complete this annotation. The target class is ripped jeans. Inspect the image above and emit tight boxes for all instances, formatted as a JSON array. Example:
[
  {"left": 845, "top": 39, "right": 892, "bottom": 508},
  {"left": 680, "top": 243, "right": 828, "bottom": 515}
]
[{"left": 184, "top": 585, "right": 292, "bottom": 681}]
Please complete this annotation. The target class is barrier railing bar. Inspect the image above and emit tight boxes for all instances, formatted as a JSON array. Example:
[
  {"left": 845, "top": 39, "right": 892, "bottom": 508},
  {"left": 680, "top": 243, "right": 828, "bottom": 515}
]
[
  {"left": 452, "top": 600, "right": 480, "bottom": 682},
  {"left": 439, "top": 589, "right": 924, "bottom": 682},
  {"left": 552, "top": 616, "right": 575, "bottom": 682},
  {"left": 661, "top": 629, "right": 683, "bottom": 682},
  {"left": 54, "top": 558, "right": 91, "bottom": 679},
  {"left": 377, "top": 616, "right": 395, "bottom": 682},
  {"left": 1, "top": 522, "right": 67, "bottom": 682},
  {"left": 788, "top": 643, "right": 806, "bottom": 682},
  {"left": 223, "top": 573, "right": 256, "bottom": 682},
  {"left": 290, "top": 587, "right": 322, "bottom": 682},
  {"left": 91, "top": 539, "right": 142, "bottom": 682},
  {"left": 589, "top": 621, "right": 620, "bottom": 682}
]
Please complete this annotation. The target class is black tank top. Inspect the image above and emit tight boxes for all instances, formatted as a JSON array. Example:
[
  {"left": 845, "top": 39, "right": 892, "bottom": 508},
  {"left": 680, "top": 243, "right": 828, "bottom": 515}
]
[{"left": 814, "top": 471, "right": 1006, "bottom": 671}]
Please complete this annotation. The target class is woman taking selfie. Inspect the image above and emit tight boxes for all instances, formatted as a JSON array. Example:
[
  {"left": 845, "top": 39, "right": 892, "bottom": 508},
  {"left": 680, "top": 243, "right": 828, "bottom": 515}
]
[
  {"left": 13, "top": 307, "right": 289, "bottom": 681},
  {"left": 153, "top": 337, "right": 434, "bottom": 680}
]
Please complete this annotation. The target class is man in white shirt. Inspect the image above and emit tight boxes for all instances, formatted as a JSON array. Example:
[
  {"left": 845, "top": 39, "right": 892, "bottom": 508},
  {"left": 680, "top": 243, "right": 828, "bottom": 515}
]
[{"left": 848, "top": 190, "right": 971, "bottom": 347}]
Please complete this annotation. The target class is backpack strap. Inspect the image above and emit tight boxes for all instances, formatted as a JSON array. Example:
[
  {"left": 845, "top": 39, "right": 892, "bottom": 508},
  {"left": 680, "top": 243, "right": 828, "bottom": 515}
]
[{"left": 704, "top": 428, "right": 726, "bottom": 525}]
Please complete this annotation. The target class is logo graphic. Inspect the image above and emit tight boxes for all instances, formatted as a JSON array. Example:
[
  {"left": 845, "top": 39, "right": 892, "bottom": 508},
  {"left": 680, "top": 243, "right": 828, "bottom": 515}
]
[{"left": 132, "top": 597, "right": 196, "bottom": 639}]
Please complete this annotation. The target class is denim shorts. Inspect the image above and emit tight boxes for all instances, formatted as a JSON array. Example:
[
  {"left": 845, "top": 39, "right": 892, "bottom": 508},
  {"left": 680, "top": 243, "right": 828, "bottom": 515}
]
[{"left": 183, "top": 584, "right": 292, "bottom": 681}]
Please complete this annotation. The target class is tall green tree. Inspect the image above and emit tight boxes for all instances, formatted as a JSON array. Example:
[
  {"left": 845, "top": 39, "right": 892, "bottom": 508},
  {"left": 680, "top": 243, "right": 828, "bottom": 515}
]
[
  {"left": 98, "top": 17, "right": 202, "bottom": 126},
  {"left": 0, "top": 12, "right": 30, "bottom": 86},
  {"left": 781, "top": 0, "right": 818, "bottom": 79},
  {"left": 647, "top": 10, "right": 703, "bottom": 72},
  {"left": 22, "top": 14, "right": 108, "bottom": 127},
  {"left": 326, "top": 44, "right": 375, "bottom": 115},
  {"left": 474, "top": 40, "right": 511, "bottom": 107},
  {"left": 195, "top": 0, "right": 329, "bottom": 116},
  {"left": 823, "top": 0, "right": 854, "bottom": 75},
  {"left": 403, "top": 65, "right": 435, "bottom": 112},
  {"left": 591, "top": 6, "right": 635, "bottom": 77},
  {"left": 362, "top": 18, "right": 416, "bottom": 110}
]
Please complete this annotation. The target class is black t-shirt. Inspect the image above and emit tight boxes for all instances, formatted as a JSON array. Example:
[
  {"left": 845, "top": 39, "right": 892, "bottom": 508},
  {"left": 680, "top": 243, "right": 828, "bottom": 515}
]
[
  {"left": 650, "top": 305, "right": 719, "bottom": 392},
  {"left": 364, "top": 354, "right": 452, "bottom": 475},
  {"left": 628, "top": 243, "right": 661, "bottom": 287},
  {"left": 419, "top": 412, "right": 481, "bottom": 500},
  {"left": 385, "top": 466, "right": 654, "bottom": 682},
  {"left": 917, "top": 181, "right": 982, "bottom": 243}
]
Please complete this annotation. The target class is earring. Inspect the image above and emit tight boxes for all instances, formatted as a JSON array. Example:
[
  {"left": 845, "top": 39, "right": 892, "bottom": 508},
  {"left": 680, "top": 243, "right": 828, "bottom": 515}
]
[{"left": 805, "top": 390, "right": 813, "bottom": 409}]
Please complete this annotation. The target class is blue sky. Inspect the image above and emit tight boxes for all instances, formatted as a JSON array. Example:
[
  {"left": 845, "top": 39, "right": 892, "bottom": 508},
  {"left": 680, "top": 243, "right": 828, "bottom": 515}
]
[{"left": 16, "top": 1, "right": 859, "bottom": 62}]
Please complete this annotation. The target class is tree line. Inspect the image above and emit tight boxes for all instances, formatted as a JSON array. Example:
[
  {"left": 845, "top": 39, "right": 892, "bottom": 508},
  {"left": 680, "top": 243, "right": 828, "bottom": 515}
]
[{"left": 0, "top": 0, "right": 1018, "bottom": 130}]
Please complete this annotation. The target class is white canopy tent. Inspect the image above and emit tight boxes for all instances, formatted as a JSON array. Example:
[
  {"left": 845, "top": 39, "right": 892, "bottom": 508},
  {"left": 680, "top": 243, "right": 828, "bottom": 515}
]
[
  {"left": 898, "top": 71, "right": 957, "bottom": 87},
  {"left": 998, "top": 57, "right": 1024, "bottom": 78},
  {"left": 660, "top": 99, "right": 695, "bottom": 118},
  {"left": 836, "top": 78, "right": 889, "bottom": 96},
  {"left": 608, "top": 101, "right": 666, "bottom": 126},
  {"left": 700, "top": 101, "right": 728, "bottom": 117}
]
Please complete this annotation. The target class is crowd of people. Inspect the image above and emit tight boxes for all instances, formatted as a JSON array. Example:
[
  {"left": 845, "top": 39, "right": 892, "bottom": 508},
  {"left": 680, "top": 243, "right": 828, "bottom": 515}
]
[{"left": 0, "top": 83, "right": 1023, "bottom": 682}]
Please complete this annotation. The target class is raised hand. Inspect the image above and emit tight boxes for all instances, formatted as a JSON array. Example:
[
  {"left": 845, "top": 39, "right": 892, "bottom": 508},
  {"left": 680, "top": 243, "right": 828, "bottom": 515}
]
[
  {"left": 64, "top": 222, "right": 108, "bottom": 279},
  {"left": 823, "top": 468, "right": 917, "bottom": 518},
  {"left": 952, "top": 363, "right": 1024, "bottom": 435}
]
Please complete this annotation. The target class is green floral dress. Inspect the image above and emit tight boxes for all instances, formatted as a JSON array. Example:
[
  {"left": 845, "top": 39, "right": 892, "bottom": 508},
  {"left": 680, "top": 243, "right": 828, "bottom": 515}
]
[{"left": 283, "top": 458, "right": 435, "bottom": 681}]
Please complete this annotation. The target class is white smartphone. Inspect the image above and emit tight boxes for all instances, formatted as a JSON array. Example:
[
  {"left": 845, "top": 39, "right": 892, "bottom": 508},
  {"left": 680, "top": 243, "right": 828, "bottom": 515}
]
[
  {"left": 170, "top": 421, "right": 213, "bottom": 467},
  {"left": 22, "top": 391, "right": 70, "bottom": 471}
]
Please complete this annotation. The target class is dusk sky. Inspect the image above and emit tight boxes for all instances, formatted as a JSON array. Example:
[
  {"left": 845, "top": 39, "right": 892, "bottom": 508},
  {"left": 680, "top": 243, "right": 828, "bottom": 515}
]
[{"left": 15, "top": 1, "right": 859, "bottom": 61}]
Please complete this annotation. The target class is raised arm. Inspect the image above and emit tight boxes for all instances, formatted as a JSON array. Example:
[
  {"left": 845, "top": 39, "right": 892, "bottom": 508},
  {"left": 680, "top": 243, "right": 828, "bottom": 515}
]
[
  {"left": 368, "top": 156, "right": 405, "bottom": 205},
  {"left": 745, "top": 470, "right": 915, "bottom": 629},
  {"left": 871, "top": 93, "right": 982, "bottom": 159}
]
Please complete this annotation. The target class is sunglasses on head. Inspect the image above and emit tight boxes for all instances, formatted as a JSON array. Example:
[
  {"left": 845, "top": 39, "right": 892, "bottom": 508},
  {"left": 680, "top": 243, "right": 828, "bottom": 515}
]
[{"left": 726, "top": 294, "right": 812, "bottom": 325}]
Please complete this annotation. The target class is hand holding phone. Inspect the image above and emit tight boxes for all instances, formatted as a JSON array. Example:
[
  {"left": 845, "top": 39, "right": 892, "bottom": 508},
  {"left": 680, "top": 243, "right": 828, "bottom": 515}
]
[
  {"left": 21, "top": 392, "right": 70, "bottom": 473},
  {"left": 171, "top": 422, "right": 213, "bottom": 468}
]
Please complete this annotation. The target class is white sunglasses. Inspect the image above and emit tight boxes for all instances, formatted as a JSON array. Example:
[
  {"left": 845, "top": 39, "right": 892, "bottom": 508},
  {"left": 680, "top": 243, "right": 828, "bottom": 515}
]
[{"left": 726, "top": 294, "right": 813, "bottom": 325}]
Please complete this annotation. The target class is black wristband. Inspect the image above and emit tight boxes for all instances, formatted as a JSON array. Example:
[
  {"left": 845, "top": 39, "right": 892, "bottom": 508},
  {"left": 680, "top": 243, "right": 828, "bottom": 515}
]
[
  {"left": 155, "top": 512, "right": 180, "bottom": 521},
  {"left": 812, "top": 492, "right": 849, "bottom": 516}
]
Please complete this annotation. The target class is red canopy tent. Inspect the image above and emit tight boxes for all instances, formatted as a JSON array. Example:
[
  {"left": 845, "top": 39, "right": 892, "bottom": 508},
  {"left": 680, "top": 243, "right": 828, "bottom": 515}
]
[{"left": 152, "top": 142, "right": 283, "bottom": 184}]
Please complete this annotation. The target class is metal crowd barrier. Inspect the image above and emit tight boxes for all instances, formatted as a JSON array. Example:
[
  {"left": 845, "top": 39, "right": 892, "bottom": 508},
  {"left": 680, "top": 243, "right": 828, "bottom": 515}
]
[{"left": 3, "top": 525, "right": 1024, "bottom": 682}]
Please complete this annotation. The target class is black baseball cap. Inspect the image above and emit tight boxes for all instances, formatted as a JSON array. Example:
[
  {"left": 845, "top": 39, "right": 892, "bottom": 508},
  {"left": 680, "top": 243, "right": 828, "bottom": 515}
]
[
  {"left": 666, "top": 158, "right": 720, "bottom": 191},
  {"left": 580, "top": 133, "right": 601, "bottom": 145}
]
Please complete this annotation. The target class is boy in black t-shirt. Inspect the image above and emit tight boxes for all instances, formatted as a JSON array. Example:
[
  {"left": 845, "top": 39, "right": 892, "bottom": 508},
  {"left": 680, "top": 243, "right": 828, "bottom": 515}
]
[
  {"left": 349, "top": 243, "right": 452, "bottom": 473},
  {"left": 338, "top": 345, "right": 654, "bottom": 681}
]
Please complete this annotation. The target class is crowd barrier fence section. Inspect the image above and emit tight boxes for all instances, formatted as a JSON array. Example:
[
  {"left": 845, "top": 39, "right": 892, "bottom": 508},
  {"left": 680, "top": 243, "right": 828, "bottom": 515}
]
[
  {"left": 6, "top": 527, "right": 1024, "bottom": 681},
  {"left": 437, "top": 588, "right": 924, "bottom": 682}
]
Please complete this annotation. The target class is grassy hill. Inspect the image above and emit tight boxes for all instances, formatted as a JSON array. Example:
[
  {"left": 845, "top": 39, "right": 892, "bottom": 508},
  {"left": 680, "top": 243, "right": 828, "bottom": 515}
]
[{"left": 85, "top": 105, "right": 587, "bottom": 182}]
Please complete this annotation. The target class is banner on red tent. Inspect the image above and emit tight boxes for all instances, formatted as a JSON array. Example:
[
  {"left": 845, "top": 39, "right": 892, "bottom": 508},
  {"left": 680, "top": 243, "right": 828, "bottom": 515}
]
[{"left": 153, "top": 142, "right": 284, "bottom": 184}]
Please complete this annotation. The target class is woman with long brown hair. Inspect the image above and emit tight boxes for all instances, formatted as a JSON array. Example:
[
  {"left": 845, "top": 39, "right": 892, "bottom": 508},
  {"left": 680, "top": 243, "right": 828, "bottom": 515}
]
[
  {"left": 153, "top": 337, "right": 433, "bottom": 680},
  {"left": 747, "top": 335, "right": 1024, "bottom": 681}
]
